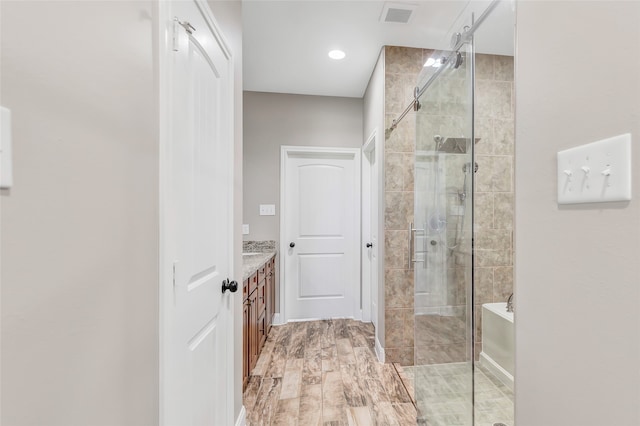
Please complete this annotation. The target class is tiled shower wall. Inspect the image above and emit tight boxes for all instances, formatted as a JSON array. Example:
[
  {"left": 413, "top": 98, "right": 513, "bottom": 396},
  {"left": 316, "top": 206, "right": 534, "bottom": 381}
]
[
  {"left": 383, "top": 46, "right": 430, "bottom": 365},
  {"left": 473, "top": 54, "right": 515, "bottom": 357},
  {"left": 382, "top": 46, "right": 514, "bottom": 365},
  {"left": 384, "top": 46, "right": 430, "bottom": 365}
]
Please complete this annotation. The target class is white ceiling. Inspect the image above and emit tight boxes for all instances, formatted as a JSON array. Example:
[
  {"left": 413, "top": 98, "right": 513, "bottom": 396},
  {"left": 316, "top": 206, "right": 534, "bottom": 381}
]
[{"left": 242, "top": 0, "right": 515, "bottom": 98}]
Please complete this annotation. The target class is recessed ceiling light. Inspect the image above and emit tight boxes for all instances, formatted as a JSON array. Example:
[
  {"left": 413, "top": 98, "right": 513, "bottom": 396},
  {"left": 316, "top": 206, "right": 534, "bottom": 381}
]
[{"left": 328, "top": 50, "right": 346, "bottom": 60}]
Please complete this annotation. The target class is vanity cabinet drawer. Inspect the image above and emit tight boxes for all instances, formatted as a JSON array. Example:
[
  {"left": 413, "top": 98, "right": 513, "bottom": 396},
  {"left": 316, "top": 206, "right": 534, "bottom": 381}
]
[
  {"left": 243, "top": 278, "right": 249, "bottom": 300},
  {"left": 257, "top": 279, "right": 266, "bottom": 314},
  {"left": 249, "top": 272, "right": 257, "bottom": 295},
  {"left": 257, "top": 310, "right": 267, "bottom": 350},
  {"left": 257, "top": 265, "right": 266, "bottom": 284}
]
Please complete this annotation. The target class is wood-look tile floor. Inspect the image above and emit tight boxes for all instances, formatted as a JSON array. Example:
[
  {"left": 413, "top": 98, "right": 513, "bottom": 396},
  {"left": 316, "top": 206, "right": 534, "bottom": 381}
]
[{"left": 244, "top": 319, "right": 416, "bottom": 426}]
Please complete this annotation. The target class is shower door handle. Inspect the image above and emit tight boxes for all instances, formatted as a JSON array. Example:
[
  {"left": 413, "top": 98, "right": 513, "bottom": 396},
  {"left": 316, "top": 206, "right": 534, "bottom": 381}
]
[{"left": 408, "top": 222, "right": 425, "bottom": 269}]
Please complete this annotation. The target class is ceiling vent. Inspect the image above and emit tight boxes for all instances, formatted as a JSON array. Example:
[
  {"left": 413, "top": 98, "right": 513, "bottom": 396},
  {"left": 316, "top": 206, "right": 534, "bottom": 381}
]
[{"left": 380, "top": 2, "right": 417, "bottom": 24}]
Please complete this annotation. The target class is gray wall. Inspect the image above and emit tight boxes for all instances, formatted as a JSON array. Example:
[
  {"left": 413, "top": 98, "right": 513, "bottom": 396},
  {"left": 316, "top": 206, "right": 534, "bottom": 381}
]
[
  {"left": 515, "top": 2, "right": 640, "bottom": 425},
  {"left": 243, "top": 91, "right": 363, "bottom": 247},
  {"left": 207, "top": 0, "right": 244, "bottom": 421},
  {"left": 1, "top": 2, "right": 159, "bottom": 425}
]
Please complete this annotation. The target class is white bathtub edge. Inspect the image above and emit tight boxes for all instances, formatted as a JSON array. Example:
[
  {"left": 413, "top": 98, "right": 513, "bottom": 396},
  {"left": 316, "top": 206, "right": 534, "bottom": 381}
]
[
  {"left": 482, "top": 302, "right": 514, "bottom": 322},
  {"left": 479, "top": 351, "right": 514, "bottom": 391}
]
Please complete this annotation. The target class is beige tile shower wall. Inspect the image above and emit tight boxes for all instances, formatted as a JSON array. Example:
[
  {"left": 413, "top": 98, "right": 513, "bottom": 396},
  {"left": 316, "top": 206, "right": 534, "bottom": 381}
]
[
  {"left": 382, "top": 47, "right": 514, "bottom": 365},
  {"left": 473, "top": 54, "right": 515, "bottom": 356},
  {"left": 383, "top": 46, "right": 433, "bottom": 365}
]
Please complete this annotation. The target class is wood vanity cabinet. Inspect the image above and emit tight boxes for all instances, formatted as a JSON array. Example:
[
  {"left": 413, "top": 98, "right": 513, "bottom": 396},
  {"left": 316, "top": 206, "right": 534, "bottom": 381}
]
[
  {"left": 242, "top": 254, "right": 276, "bottom": 391},
  {"left": 248, "top": 287, "right": 259, "bottom": 371},
  {"left": 242, "top": 278, "right": 249, "bottom": 391},
  {"left": 266, "top": 257, "right": 275, "bottom": 332}
]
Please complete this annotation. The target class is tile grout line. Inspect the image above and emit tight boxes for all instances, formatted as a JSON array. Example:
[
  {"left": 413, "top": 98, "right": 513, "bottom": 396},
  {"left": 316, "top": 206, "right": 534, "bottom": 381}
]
[{"left": 392, "top": 362, "right": 417, "bottom": 410}]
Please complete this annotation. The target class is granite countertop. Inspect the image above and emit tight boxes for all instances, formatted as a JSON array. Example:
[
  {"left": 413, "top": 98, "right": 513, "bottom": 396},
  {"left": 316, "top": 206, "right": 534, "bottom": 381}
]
[
  {"left": 242, "top": 251, "right": 276, "bottom": 280},
  {"left": 242, "top": 240, "right": 277, "bottom": 280}
]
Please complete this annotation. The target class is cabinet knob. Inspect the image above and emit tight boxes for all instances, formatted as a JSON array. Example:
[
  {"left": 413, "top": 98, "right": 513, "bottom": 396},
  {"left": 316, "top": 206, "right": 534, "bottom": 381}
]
[
  {"left": 289, "top": 242, "right": 295, "bottom": 248},
  {"left": 222, "top": 278, "right": 238, "bottom": 294}
]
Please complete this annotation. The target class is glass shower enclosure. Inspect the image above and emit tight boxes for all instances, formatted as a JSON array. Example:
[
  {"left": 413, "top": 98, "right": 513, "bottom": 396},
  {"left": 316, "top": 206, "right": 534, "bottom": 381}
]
[
  {"left": 412, "top": 42, "right": 475, "bottom": 426},
  {"left": 405, "top": 1, "right": 515, "bottom": 424}
]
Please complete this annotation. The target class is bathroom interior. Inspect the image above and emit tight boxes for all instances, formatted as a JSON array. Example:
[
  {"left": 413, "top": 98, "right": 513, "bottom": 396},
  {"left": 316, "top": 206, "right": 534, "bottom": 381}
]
[
  {"left": 2, "top": 0, "right": 639, "bottom": 425},
  {"left": 242, "top": 1, "right": 515, "bottom": 424}
]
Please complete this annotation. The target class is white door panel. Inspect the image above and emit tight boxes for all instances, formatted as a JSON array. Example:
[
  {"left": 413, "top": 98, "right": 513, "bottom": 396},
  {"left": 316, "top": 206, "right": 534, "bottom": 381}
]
[
  {"left": 162, "top": 1, "right": 233, "bottom": 424},
  {"left": 282, "top": 148, "right": 360, "bottom": 321},
  {"left": 362, "top": 132, "right": 379, "bottom": 341},
  {"left": 299, "top": 254, "right": 345, "bottom": 298}
]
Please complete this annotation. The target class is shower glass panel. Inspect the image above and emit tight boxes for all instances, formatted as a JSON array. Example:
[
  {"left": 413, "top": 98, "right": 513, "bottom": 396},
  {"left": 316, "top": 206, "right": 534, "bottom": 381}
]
[{"left": 413, "top": 43, "right": 475, "bottom": 425}]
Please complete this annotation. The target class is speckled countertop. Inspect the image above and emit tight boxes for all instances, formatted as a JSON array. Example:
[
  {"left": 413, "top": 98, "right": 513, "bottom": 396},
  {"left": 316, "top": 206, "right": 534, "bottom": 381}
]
[
  {"left": 242, "top": 252, "right": 276, "bottom": 280},
  {"left": 242, "top": 240, "right": 277, "bottom": 280}
]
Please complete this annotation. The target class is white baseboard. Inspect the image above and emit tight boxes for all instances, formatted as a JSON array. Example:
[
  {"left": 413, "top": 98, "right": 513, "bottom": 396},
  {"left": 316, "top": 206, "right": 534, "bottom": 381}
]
[
  {"left": 272, "top": 313, "right": 282, "bottom": 325},
  {"left": 235, "top": 406, "right": 246, "bottom": 426},
  {"left": 374, "top": 337, "right": 385, "bottom": 363},
  {"left": 479, "top": 351, "right": 514, "bottom": 391}
]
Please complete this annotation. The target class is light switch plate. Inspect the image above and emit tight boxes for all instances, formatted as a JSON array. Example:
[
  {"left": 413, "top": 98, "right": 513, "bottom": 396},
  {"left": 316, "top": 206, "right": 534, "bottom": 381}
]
[
  {"left": 557, "top": 133, "right": 632, "bottom": 204},
  {"left": 242, "top": 224, "right": 250, "bottom": 235},
  {"left": 259, "top": 204, "right": 276, "bottom": 216},
  {"left": 0, "top": 107, "right": 13, "bottom": 189}
]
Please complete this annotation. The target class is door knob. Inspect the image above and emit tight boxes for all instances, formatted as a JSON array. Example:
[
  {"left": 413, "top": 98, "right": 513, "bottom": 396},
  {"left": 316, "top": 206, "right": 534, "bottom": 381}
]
[
  {"left": 366, "top": 243, "right": 373, "bottom": 248},
  {"left": 222, "top": 278, "right": 238, "bottom": 294},
  {"left": 289, "top": 242, "right": 295, "bottom": 248}
]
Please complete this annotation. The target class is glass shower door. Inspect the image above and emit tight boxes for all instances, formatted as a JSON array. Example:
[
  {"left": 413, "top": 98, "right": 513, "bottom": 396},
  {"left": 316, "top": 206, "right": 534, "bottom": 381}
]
[{"left": 413, "top": 44, "right": 475, "bottom": 426}]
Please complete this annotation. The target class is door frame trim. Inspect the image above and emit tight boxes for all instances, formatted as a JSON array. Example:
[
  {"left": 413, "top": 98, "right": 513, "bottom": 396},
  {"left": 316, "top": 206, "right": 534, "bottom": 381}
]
[
  {"left": 361, "top": 130, "right": 377, "bottom": 323},
  {"left": 158, "top": 0, "right": 235, "bottom": 424},
  {"left": 279, "top": 145, "right": 361, "bottom": 323}
]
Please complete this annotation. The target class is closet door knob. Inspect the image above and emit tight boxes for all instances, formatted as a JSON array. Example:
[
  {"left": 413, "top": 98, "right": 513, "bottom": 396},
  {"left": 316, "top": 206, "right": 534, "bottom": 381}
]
[
  {"left": 222, "top": 278, "right": 238, "bottom": 294},
  {"left": 289, "top": 242, "right": 295, "bottom": 248},
  {"left": 366, "top": 243, "right": 373, "bottom": 248}
]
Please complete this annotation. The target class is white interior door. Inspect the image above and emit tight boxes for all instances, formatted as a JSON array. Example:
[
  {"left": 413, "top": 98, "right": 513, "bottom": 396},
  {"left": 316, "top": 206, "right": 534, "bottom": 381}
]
[
  {"left": 363, "top": 134, "right": 379, "bottom": 332},
  {"left": 362, "top": 132, "right": 379, "bottom": 328},
  {"left": 362, "top": 152, "right": 372, "bottom": 322},
  {"left": 281, "top": 147, "right": 360, "bottom": 322},
  {"left": 161, "top": 1, "right": 234, "bottom": 425}
]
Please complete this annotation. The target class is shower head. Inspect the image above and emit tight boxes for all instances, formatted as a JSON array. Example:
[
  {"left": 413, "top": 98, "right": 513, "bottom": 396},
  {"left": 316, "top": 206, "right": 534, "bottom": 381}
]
[{"left": 435, "top": 137, "right": 481, "bottom": 154}]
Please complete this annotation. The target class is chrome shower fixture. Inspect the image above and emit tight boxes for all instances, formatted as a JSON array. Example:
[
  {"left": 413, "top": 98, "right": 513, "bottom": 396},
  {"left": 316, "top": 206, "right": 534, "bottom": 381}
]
[
  {"left": 450, "top": 51, "right": 464, "bottom": 69},
  {"left": 433, "top": 135, "right": 444, "bottom": 150},
  {"left": 463, "top": 161, "right": 479, "bottom": 174}
]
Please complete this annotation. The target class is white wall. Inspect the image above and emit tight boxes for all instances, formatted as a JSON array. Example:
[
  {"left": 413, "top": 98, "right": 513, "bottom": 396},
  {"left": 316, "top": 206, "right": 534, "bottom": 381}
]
[
  {"left": 207, "top": 0, "right": 244, "bottom": 422},
  {"left": 362, "top": 50, "right": 386, "bottom": 350},
  {"left": 1, "top": 2, "right": 159, "bottom": 424},
  {"left": 515, "top": 2, "right": 640, "bottom": 425},
  {"left": 243, "top": 91, "right": 363, "bottom": 245}
]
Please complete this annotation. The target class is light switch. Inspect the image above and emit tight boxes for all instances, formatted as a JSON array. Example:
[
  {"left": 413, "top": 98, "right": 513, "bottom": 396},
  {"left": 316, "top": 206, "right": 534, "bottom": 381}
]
[
  {"left": 259, "top": 204, "right": 276, "bottom": 216},
  {"left": 557, "top": 133, "right": 632, "bottom": 204},
  {"left": 0, "top": 107, "right": 13, "bottom": 189},
  {"left": 242, "top": 224, "right": 250, "bottom": 235}
]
